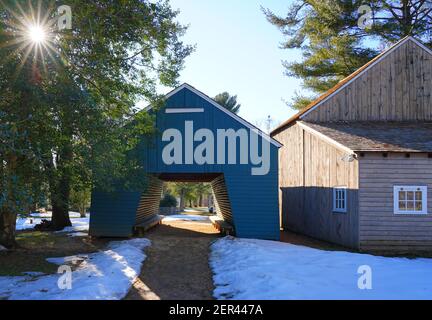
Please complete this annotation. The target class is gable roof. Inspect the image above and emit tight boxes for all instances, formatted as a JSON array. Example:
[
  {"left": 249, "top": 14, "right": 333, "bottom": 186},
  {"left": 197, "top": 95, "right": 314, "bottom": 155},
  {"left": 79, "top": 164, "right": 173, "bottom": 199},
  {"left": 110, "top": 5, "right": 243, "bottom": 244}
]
[
  {"left": 301, "top": 121, "right": 432, "bottom": 153},
  {"left": 271, "top": 36, "right": 432, "bottom": 136},
  {"left": 147, "top": 83, "right": 282, "bottom": 148}
]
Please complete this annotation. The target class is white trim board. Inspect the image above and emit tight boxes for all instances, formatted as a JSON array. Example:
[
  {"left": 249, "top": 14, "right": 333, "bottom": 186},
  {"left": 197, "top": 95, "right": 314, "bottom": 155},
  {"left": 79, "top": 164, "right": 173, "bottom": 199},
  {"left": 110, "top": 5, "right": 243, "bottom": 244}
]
[
  {"left": 146, "top": 83, "right": 282, "bottom": 148},
  {"left": 300, "top": 37, "right": 432, "bottom": 121},
  {"left": 393, "top": 186, "right": 428, "bottom": 215},
  {"left": 165, "top": 108, "right": 204, "bottom": 114},
  {"left": 298, "top": 122, "right": 355, "bottom": 154}
]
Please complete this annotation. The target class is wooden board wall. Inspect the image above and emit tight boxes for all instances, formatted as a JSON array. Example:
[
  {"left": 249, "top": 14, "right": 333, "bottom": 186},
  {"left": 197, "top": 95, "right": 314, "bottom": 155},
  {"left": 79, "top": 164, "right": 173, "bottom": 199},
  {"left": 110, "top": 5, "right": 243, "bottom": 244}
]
[
  {"left": 359, "top": 153, "right": 432, "bottom": 252},
  {"left": 274, "top": 124, "right": 359, "bottom": 248},
  {"left": 211, "top": 175, "right": 234, "bottom": 225},
  {"left": 303, "top": 39, "right": 432, "bottom": 122},
  {"left": 135, "top": 176, "right": 164, "bottom": 225}
]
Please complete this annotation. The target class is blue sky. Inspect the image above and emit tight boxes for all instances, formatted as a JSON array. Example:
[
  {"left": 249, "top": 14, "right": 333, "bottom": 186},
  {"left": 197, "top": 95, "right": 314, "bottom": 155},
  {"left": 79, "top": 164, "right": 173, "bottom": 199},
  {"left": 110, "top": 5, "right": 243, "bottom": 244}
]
[{"left": 165, "top": 0, "right": 301, "bottom": 130}]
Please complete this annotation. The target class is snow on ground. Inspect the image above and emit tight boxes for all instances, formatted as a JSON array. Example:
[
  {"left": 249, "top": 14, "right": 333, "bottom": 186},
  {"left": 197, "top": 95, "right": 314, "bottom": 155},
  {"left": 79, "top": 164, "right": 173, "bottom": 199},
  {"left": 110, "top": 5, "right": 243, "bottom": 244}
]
[
  {"left": 68, "top": 232, "right": 88, "bottom": 238},
  {"left": 55, "top": 218, "right": 90, "bottom": 234},
  {"left": 16, "top": 213, "right": 89, "bottom": 236},
  {"left": 183, "top": 208, "right": 209, "bottom": 213},
  {"left": 163, "top": 215, "right": 211, "bottom": 222},
  {"left": 30, "top": 212, "right": 83, "bottom": 218},
  {"left": 210, "top": 237, "right": 432, "bottom": 300},
  {"left": 0, "top": 238, "right": 151, "bottom": 300},
  {"left": 16, "top": 217, "right": 44, "bottom": 231}
]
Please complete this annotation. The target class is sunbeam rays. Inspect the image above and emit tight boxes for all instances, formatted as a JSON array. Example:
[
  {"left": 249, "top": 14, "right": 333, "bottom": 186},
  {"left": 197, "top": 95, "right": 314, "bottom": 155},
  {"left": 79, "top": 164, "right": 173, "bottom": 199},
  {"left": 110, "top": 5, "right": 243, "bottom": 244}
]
[{"left": 0, "top": 0, "right": 62, "bottom": 79}]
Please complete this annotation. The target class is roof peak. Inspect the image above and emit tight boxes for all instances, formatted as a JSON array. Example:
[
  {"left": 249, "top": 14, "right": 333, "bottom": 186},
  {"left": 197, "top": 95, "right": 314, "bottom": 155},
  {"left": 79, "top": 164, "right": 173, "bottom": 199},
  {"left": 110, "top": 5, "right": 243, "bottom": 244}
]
[
  {"left": 271, "top": 36, "right": 432, "bottom": 136},
  {"left": 147, "top": 83, "right": 283, "bottom": 148}
]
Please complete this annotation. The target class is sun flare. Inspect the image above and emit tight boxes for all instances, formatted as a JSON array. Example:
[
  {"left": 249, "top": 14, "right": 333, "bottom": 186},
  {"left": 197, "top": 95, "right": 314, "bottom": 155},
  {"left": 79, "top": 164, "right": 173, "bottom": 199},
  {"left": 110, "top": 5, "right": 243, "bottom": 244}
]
[
  {"left": 27, "top": 24, "right": 47, "bottom": 44},
  {"left": 1, "top": 1, "right": 61, "bottom": 77}
]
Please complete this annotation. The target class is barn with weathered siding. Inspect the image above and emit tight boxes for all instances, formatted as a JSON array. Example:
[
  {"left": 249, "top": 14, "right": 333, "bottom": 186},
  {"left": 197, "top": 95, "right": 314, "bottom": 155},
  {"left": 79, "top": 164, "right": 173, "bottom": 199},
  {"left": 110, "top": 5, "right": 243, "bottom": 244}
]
[
  {"left": 272, "top": 37, "right": 432, "bottom": 253},
  {"left": 90, "top": 84, "right": 281, "bottom": 240}
]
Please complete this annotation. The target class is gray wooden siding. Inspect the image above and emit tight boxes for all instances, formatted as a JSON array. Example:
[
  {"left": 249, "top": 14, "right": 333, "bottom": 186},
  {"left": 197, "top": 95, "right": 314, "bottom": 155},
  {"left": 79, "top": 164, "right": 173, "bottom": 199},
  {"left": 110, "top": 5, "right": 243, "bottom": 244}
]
[
  {"left": 303, "top": 39, "right": 432, "bottom": 122},
  {"left": 274, "top": 123, "right": 359, "bottom": 248},
  {"left": 359, "top": 153, "right": 432, "bottom": 252}
]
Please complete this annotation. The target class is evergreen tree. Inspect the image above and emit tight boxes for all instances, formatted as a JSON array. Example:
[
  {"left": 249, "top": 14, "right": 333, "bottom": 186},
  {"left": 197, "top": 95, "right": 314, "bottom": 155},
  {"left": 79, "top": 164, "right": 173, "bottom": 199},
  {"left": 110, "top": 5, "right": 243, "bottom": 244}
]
[
  {"left": 214, "top": 92, "right": 241, "bottom": 114},
  {"left": 264, "top": 0, "right": 432, "bottom": 110}
]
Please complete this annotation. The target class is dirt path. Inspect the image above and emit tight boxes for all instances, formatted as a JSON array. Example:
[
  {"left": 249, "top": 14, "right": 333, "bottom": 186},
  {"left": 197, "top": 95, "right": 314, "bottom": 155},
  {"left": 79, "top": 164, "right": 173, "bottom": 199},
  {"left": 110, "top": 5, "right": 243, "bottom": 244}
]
[{"left": 125, "top": 219, "right": 220, "bottom": 300}]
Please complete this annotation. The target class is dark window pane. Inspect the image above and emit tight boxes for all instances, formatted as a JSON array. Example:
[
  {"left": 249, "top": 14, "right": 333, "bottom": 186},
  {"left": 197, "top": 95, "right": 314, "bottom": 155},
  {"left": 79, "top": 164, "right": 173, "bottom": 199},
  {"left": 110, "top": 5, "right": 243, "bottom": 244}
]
[
  {"left": 407, "top": 201, "right": 414, "bottom": 210},
  {"left": 407, "top": 192, "right": 414, "bottom": 201}
]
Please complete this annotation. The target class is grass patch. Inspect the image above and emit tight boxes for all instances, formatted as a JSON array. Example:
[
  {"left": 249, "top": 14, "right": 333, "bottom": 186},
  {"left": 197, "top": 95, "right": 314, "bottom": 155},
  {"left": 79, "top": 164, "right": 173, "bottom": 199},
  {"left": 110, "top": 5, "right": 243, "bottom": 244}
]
[
  {"left": 0, "top": 252, "right": 58, "bottom": 276},
  {"left": 17, "top": 231, "right": 59, "bottom": 248},
  {"left": 0, "top": 231, "right": 108, "bottom": 277}
]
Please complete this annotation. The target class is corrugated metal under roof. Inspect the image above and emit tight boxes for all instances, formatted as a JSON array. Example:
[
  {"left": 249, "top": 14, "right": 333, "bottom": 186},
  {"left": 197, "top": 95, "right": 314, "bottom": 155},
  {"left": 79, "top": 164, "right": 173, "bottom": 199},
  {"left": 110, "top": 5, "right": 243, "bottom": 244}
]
[{"left": 302, "top": 121, "right": 432, "bottom": 152}]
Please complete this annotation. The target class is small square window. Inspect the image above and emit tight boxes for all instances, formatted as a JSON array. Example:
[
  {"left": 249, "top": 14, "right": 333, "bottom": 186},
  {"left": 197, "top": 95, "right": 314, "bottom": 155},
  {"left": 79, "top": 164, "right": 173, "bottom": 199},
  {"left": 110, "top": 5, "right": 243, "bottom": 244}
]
[
  {"left": 333, "top": 187, "right": 347, "bottom": 213},
  {"left": 394, "top": 186, "right": 428, "bottom": 215}
]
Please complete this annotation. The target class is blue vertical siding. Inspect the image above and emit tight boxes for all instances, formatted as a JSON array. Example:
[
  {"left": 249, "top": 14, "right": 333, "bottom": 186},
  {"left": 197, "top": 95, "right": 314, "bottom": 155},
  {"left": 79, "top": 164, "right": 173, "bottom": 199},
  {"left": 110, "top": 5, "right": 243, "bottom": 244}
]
[
  {"left": 90, "top": 191, "right": 142, "bottom": 237},
  {"left": 90, "top": 85, "right": 280, "bottom": 240}
]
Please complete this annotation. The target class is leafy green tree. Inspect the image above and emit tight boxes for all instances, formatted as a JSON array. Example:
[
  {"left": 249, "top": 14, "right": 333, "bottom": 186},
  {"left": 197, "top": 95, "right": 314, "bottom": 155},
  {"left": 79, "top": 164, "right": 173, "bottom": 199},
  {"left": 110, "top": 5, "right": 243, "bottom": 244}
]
[
  {"left": 160, "top": 194, "right": 178, "bottom": 208},
  {"left": 263, "top": 0, "right": 432, "bottom": 110},
  {"left": 70, "top": 185, "right": 92, "bottom": 218},
  {"left": 166, "top": 182, "right": 196, "bottom": 211},
  {"left": 0, "top": 54, "right": 50, "bottom": 247},
  {"left": 214, "top": 92, "right": 241, "bottom": 114},
  {"left": 194, "top": 183, "right": 211, "bottom": 207},
  {"left": 0, "top": 0, "right": 192, "bottom": 246},
  {"left": 0, "top": 117, "right": 40, "bottom": 248},
  {"left": 165, "top": 182, "right": 212, "bottom": 209}
]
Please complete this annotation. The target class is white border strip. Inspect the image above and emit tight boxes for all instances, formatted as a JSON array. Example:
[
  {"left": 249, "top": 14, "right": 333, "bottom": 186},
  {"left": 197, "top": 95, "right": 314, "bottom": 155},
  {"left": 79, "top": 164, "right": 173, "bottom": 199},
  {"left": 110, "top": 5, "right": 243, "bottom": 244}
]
[
  {"left": 298, "top": 121, "right": 355, "bottom": 154},
  {"left": 300, "top": 37, "right": 432, "bottom": 120},
  {"left": 165, "top": 108, "right": 204, "bottom": 114}
]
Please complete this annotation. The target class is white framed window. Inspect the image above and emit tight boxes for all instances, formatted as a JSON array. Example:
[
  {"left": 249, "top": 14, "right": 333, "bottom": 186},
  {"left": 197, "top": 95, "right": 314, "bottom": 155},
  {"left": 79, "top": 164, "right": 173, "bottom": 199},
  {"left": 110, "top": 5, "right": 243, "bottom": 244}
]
[
  {"left": 333, "top": 187, "right": 347, "bottom": 213},
  {"left": 394, "top": 186, "right": 428, "bottom": 215}
]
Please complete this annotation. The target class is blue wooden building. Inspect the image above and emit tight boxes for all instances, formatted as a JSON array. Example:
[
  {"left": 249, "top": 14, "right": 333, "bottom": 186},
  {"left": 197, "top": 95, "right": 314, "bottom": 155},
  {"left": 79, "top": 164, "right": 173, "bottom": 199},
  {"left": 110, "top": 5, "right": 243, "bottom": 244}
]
[{"left": 89, "top": 84, "right": 281, "bottom": 240}]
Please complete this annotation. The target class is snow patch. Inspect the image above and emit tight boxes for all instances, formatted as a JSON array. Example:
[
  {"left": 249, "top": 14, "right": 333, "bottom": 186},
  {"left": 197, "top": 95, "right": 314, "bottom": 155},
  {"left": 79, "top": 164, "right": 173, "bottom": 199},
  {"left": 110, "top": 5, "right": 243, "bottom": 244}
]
[
  {"left": 68, "top": 232, "right": 88, "bottom": 238},
  {"left": 163, "top": 215, "right": 211, "bottom": 222},
  {"left": 16, "top": 213, "right": 89, "bottom": 233},
  {"left": 31, "top": 212, "right": 84, "bottom": 219},
  {"left": 16, "top": 217, "right": 43, "bottom": 231},
  {"left": 210, "top": 237, "right": 432, "bottom": 300},
  {"left": 0, "top": 238, "right": 150, "bottom": 300},
  {"left": 54, "top": 217, "right": 89, "bottom": 234},
  {"left": 46, "top": 255, "right": 89, "bottom": 266}
]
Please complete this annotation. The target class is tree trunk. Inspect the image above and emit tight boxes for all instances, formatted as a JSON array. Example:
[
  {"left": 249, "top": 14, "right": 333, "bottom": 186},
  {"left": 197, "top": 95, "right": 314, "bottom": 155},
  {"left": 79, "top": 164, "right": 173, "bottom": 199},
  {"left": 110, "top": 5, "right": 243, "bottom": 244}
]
[
  {"left": 0, "top": 210, "right": 17, "bottom": 249},
  {"left": 179, "top": 190, "right": 185, "bottom": 212},
  {"left": 0, "top": 154, "right": 18, "bottom": 248},
  {"left": 199, "top": 194, "right": 203, "bottom": 207},
  {"left": 50, "top": 144, "right": 73, "bottom": 230},
  {"left": 80, "top": 204, "right": 86, "bottom": 218},
  {"left": 51, "top": 176, "right": 72, "bottom": 230}
]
